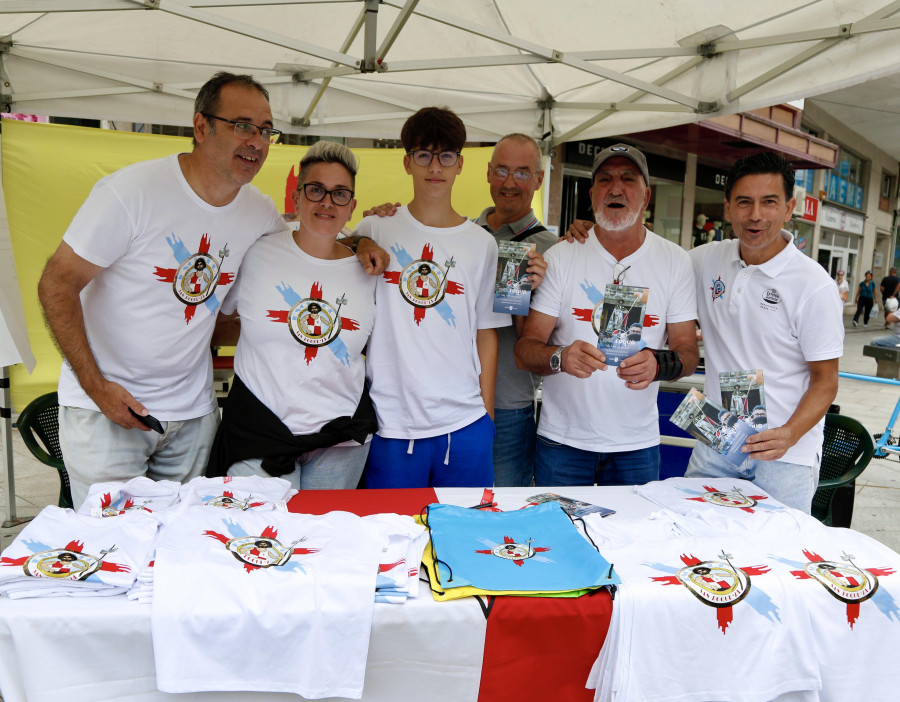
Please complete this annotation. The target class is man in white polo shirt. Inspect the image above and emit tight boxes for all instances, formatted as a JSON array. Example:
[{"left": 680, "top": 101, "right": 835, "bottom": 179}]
[{"left": 686, "top": 151, "right": 844, "bottom": 512}]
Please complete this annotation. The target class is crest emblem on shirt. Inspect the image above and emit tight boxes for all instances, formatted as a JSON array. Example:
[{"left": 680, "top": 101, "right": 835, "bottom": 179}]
[
  {"left": 95, "top": 491, "right": 153, "bottom": 517},
  {"left": 204, "top": 522, "right": 319, "bottom": 573},
  {"left": 399, "top": 258, "right": 455, "bottom": 308},
  {"left": 804, "top": 559, "right": 877, "bottom": 603},
  {"left": 650, "top": 551, "right": 773, "bottom": 633},
  {"left": 383, "top": 244, "right": 465, "bottom": 326},
  {"left": 289, "top": 295, "right": 344, "bottom": 348},
  {"left": 694, "top": 487, "right": 760, "bottom": 510},
  {"left": 154, "top": 233, "right": 235, "bottom": 324},
  {"left": 0, "top": 540, "right": 130, "bottom": 581},
  {"left": 710, "top": 276, "right": 726, "bottom": 301},
  {"left": 777, "top": 549, "right": 898, "bottom": 628},
  {"left": 202, "top": 491, "right": 267, "bottom": 511},
  {"left": 676, "top": 557, "right": 751, "bottom": 607},
  {"left": 267, "top": 281, "right": 361, "bottom": 366}
]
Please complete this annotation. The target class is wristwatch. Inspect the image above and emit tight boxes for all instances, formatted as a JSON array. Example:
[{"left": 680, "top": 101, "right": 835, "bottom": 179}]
[
  {"left": 549, "top": 345, "right": 567, "bottom": 373},
  {"left": 349, "top": 235, "right": 372, "bottom": 254}
]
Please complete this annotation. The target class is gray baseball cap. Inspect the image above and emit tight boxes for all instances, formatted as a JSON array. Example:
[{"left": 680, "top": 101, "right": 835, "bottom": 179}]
[{"left": 591, "top": 143, "right": 650, "bottom": 185}]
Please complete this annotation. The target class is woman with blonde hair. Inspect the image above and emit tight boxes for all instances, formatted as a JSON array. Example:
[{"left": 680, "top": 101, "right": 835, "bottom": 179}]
[{"left": 207, "top": 141, "right": 377, "bottom": 488}]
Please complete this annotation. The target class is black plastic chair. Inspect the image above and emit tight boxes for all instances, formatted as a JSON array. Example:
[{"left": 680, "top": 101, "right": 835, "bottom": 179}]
[
  {"left": 16, "top": 391, "right": 73, "bottom": 509},
  {"left": 812, "top": 413, "right": 874, "bottom": 527}
]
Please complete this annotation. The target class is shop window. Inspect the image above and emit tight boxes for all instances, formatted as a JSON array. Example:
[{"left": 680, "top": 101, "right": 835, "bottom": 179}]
[
  {"left": 880, "top": 172, "right": 895, "bottom": 212},
  {"left": 559, "top": 174, "right": 685, "bottom": 246},
  {"left": 692, "top": 187, "right": 726, "bottom": 247},
  {"left": 827, "top": 149, "right": 866, "bottom": 211}
]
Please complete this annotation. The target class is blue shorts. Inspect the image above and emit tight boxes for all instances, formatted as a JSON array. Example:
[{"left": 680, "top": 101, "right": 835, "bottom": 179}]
[{"left": 364, "top": 414, "right": 495, "bottom": 488}]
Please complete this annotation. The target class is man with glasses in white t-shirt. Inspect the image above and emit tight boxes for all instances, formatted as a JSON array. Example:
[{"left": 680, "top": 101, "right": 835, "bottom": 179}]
[
  {"left": 38, "top": 71, "right": 386, "bottom": 508},
  {"left": 516, "top": 143, "right": 698, "bottom": 487}
]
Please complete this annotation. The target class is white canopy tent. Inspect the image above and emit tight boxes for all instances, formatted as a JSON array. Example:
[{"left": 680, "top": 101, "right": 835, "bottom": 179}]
[{"left": 3, "top": 0, "right": 900, "bottom": 147}]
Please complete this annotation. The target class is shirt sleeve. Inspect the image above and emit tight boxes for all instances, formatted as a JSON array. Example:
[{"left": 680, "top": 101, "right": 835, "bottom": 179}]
[
  {"left": 665, "top": 247, "right": 698, "bottom": 325},
  {"left": 62, "top": 178, "right": 135, "bottom": 268},
  {"left": 530, "top": 241, "right": 566, "bottom": 319},
  {"left": 797, "top": 279, "right": 845, "bottom": 362}
]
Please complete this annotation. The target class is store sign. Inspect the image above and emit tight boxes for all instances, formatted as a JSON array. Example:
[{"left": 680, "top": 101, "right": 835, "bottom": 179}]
[
  {"left": 566, "top": 140, "right": 685, "bottom": 181},
  {"left": 820, "top": 204, "right": 864, "bottom": 235},
  {"left": 696, "top": 164, "right": 729, "bottom": 191},
  {"left": 801, "top": 195, "right": 818, "bottom": 222}
]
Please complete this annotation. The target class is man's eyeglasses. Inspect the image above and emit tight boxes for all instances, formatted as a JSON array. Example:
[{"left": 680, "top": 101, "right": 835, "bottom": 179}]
[
  {"left": 202, "top": 113, "right": 282, "bottom": 144},
  {"left": 298, "top": 183, "right": 354, "bottom": 206},
  {"left": 406, "top": 150, "right": 461, "bottom": 168},
  {"left": 489, "top": 165, "right": 540, "bottom": 184},
  {"left": 612, "top": 262, "right": 630, "bottom": 286}
]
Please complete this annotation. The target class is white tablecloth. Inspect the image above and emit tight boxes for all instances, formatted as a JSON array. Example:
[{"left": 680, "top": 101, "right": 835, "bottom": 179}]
[{"left": 0, "top": 487, "right": 641, "bottom": 702}]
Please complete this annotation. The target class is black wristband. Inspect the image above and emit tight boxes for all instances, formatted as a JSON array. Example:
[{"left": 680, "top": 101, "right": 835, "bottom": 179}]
[
  {"left": 652, "top": 349, "right": 683, "bottom": 382},
  {"left": 350, "top": 235, "right": 373, "bottom": 254}
]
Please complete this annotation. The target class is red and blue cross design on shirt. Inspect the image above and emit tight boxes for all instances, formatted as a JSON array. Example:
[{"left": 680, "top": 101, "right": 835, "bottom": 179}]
[
  {"left": 153, "top": 233, "right": 235, "bottom": 325},
  {"left": 383, "top": 243, "right": 464, "bottom": 327},
  {"left": 266, "top": 281, "right": 360, "bottom": 366}
]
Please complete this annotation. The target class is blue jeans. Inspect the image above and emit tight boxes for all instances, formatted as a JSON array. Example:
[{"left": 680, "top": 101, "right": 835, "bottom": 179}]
[
  {"left": 685, "top": 443, "right": 819, "bottom": 513},
  {"left": 534, "top": 435, "right": 660, "bottom": 486},
  {"left": 59, "top": 406, "right": 219, "bottom": 510},
  {"left": 873, "top": 334, "right": 900, "bottom": 348},
  {"left": 364, "top": 414, "right": 495, "bottom": 488},
  {"left": 492, "top": 406, "right": 536, "bottom": 487},
  {"left": 227, "top": 442, "right": 371, "bottom": 490}
]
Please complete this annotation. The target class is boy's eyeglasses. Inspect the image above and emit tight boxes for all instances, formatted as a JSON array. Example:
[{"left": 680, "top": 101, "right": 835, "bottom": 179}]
[
  {"left": 489, "top": 165, "right": 540, "bottom": 184},
  {"left": 298, "top": 183, "right": 354, "bottom": 206},
  {"left": 202, "top": 113, "right": 283, "bottom": 144},
  {"left": 407, "top": 150, "right": 461, "bottom": 168}
]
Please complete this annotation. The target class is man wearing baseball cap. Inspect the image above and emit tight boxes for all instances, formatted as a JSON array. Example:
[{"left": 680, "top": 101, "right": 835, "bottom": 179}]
[{"left": 515, "top": 143, "right": 698, "bottom": 486}]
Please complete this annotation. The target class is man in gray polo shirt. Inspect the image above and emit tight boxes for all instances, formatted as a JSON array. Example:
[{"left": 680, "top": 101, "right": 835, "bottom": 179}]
[{"left": 476, "top": 134, "right": 556, "bottom": 486}]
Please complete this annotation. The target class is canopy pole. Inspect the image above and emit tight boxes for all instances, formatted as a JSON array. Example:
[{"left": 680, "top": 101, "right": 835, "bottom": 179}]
[{"left": 0, "top": 366, "right": 28, "bottom": 528}]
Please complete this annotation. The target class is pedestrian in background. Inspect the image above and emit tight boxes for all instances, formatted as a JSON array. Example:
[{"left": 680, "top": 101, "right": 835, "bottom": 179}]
[{"left": 853, "top": 270, "right": 876, "bottom": 327}]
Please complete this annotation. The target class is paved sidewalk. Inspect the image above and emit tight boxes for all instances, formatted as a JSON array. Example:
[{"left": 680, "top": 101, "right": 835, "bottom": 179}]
[{"left": 3, "top": 307, "right": 900, "bottom": 553}]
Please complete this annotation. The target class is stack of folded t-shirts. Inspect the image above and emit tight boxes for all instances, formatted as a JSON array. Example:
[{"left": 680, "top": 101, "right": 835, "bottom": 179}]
[
  {"left": 152, "top": 505, "right": 391, "bottom": 698},
  {"left": 77, "top": 476, "right": 185, "bottom": 604},
  {"left": 0, "top": 505, "right": 159, "bottom": 598},
  {"left": 423, "top": 501, "right": 619, "bottom": 600},
  {"left": 77, "top": 476, "right": 183, "bottom": 519},
  {"left": 581, "top": 509, "right": 826, "bottom": 702},
  {"left": 129, "top": 475, "right": 294, "bottom": 603},
  {"left": 364, "top": 513, "right": 429, "bottom": 603},
  {"left": 634, "top": 476, "right": 795, "bottom": 518},
  {"left": 178, "top": 475, "right": 294, "bottom": 511}
]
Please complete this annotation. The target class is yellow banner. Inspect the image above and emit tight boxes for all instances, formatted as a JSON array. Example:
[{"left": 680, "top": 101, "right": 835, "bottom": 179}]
[{"left": 2, "top": 119, "right": 542, "bottom": 410}]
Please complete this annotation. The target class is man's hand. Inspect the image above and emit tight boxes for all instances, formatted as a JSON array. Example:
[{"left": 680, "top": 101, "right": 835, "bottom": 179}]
[
  {"left": 561, "top": 340, "right": 607, "bottom": 378},
  {"left": 616, "top": 348, "right": 658, "bottom": 390},
  {"left": 356, "top": 237, "right": 390, "bottom": 276},
  {"left": 87, "top": 378, "right": 152, "bottom": 431},
  {"left": 362, "top": 202, "right": 401, "bottom": 218},
  {"left": 741, "top": 425, "right": 797, "bottom": 462},
  {"left": 563, "top": 219, "right": 594, "bottom": 244},
  {"left": 525, "top": 249, "right": 548, "bottom": 290}
]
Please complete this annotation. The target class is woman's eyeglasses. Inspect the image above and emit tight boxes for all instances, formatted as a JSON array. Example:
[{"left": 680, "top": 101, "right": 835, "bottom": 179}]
[{"left": 298, "top": 183, "right": 354, "bottom": 206}]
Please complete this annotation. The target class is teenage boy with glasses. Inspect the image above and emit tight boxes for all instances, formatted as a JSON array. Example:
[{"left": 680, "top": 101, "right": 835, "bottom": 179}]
[
  {"left": 516, "top": 143, "right": 698, "bottom": 487},
  {"left": 354, "top": 107, "right": 510, "bottom": 488}
]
